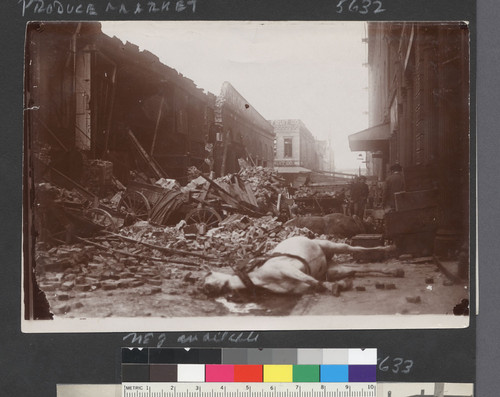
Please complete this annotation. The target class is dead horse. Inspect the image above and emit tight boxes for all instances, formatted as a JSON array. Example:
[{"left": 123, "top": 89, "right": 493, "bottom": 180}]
[{"left": 202, "top": 236, "right": 392, "bottom": 295}]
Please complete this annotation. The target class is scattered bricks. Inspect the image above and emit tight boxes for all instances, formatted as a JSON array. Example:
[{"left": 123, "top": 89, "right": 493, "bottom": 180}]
[
  {"left": 63, "top": 273, "right": 77, "bottom": 281},
  {"left": 100, "top": 271, "right": 112, "bottom": 280},
  {"left": 60, "top": 281, "right": 74, "bottom": 291},
  {"left": 38, "top": 282, "right": 57, "bottom": 292},
  {"left": 57, "top": 293, "right": 70, "bottom": 301},
  {"left": 63, "top": 267, "right": 78, "bottom": 275},
  {"left": 121, "top": 271, "right": 135, "bottom": 278},
  {"left": 102, "top": 281, "right": 119, "bottom": 290},
  {"left": 375, "top": 282, "right": 386, "bottom": 289},
  {"left": 355, "top": 286, "right": 366, "bottom": 291},
  {"left": 74, "top": 302, "right": 84, "bottom": 309},
  {"left": 130, "top": 280, "right": 145, "bottom": 288},
  {"left": 162, "top": 269, "right": 172, "bottom": 279},
  {"left": 394, "top": 269, "right": 405, "bottom": 278},
  {"left": 53, "top": 304, "right": 71, "bottom": 315},
  {"left": 76, "top": 276, "right": 88, "bottom": 284},
  {"left": 425, "top": 277, "right": 434, "bottom": 284},
  {"left": 406, "top": 296, "right": 422, "bottom": 304},
  {"left": 84, "top": 277, "right": 100, "bottom": 284},
  {"left": 87, "top": 263, "right": 103, "bottom": 271},
  {"left": 150, "top": 287, "right": 162, "bottom": 294},
  {"left": 118, "top": 278, "right": 136, "bottom": 288},
  {"left": 148, "top": 279, "right": 162, "bottom": 286},
  {"left": 74, "top": 284, "right": 91, "bottom": 292},
  {"left": 399, "top": 254, "right": 413, "bottom": 261},
  {"left": 385, "top": 283, "right": 397, "bottom": 290},
  {"left": 138, "top": 270, "right": 157, "bottom": 277},
  {"left": 128, "top": 266, "right": 139, "bottom": 272}
]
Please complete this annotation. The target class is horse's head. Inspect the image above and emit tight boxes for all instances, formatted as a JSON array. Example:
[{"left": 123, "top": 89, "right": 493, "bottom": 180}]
[{"left": 202, "top": 271, "right": 232, "bottom": 296}]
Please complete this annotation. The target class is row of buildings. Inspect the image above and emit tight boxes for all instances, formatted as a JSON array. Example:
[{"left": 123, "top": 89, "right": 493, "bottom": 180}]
[
  {"left": 348, "top": 22, "right": 470, "bottom": 247},
  {"left": 25, "top": 22, "right": 334, "bottom": 190}
]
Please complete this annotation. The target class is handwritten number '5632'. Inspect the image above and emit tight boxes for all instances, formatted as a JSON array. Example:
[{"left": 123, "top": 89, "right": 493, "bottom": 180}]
[
  {"left": 378, "top": 356, "right": 414, "bottom": 374},
  {"left": 336, "top": 0, "right": 385, "bottom": 14}
]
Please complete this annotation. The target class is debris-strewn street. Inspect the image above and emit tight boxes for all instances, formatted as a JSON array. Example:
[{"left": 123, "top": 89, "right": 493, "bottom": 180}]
[{"left": 35, "top": 211, "right": 468, "bottom": 318}]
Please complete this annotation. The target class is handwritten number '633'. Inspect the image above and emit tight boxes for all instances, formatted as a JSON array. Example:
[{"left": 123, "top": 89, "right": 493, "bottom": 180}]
[
  {"left": 336, "top": 0, "right": 386, "bottom": 14},
  {"left": 378, "top": 356, "right": 414, "bottom": 374}
]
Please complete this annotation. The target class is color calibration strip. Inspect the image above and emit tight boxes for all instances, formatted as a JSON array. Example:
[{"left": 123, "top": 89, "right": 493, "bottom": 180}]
[{"left": 122, "top": 348, "right": 376, "bottom": 383}]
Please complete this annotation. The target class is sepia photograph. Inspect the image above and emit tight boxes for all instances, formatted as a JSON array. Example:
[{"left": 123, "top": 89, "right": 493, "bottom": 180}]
[{"left": 22, "top": 21, "right": 471, "bottom": 331}]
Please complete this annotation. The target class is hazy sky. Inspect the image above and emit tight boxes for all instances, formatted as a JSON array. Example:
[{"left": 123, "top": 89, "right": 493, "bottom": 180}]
[{"left": 101, "top": 21, "right": 369, "bottom": 171}]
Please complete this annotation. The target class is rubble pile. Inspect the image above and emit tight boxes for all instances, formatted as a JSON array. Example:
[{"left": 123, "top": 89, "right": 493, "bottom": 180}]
[
  {"left": 35, "top": 239, "right": 199, "bottom": 315},
  {"left": 35, "top": 215, "right": 322, "bottom": 310},
  {"left": 295, "top": 186, "right": 341, "bottom": 198},
  {"left": 216, "top": 166, "right": 284, "bottom": 213},
  {"left": 173, "top": 215, "right": 318, "bottom": 261},
  {"left": 121, "top": 216, "right": 319, "bottom": 262}
]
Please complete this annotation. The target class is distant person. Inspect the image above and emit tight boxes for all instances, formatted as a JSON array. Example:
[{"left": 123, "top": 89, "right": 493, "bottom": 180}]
[
  {"left": 355, "top": 176, "right": 369, "bottom": 218},
  {"left": 349, "top": 177, "right": 360, "bottom": 216},
  {"left": 382, "top": 163, "right": 405, "bottom": 212}
]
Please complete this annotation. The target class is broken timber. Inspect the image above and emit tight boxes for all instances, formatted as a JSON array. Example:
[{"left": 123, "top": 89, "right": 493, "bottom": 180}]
[
  {"left": 76, "top": 236, "right": 210, "bottom": 268},
  {"left": 201, "top": 175, "right": 264, "bottom": 217},
  {"left": 105, "top": 232, "right": 218, "bottom": 261},
  {"left": 127, "top": 129, "right": 167, "bottom": 180}
]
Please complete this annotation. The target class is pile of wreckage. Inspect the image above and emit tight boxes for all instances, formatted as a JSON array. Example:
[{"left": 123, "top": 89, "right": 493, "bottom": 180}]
[
  {"left": 34, "top": 164, "right": 289, "bottom": 245},
  {"left": 35, "top": 213, "right": 324, "bottom": 308}
]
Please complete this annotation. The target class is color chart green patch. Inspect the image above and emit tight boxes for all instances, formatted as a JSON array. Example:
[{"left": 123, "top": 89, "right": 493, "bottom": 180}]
[{"left": 292, "top": 365, "right": 320, "bottom": 382}]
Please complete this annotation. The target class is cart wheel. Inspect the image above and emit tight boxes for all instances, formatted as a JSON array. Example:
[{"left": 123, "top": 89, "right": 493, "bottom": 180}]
[
  {"left": 87, "top": 208, "right": 118, "bottom": 232},
  {"left": 118, "top": 191, "right": 151, "bottom": 220},
  {"left": 184, "top": 207, "right": 222, "bottom": 231}
]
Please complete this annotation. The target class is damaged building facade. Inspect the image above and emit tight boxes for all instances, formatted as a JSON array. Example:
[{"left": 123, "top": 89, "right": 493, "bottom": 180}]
[
  {"left": 349, "top": 22, "right": 470, "bottom": 254},
  {"left": 25, "top": 22, "right": 273, "bottom": 190},
  {"left": 214, "top": 82, "right": 275, "bottom": 175}
]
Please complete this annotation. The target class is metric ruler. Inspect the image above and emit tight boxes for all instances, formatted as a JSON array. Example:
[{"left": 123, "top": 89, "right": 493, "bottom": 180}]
[{"left": 122, "top": 383, "right": 377, "bottom": 397}]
